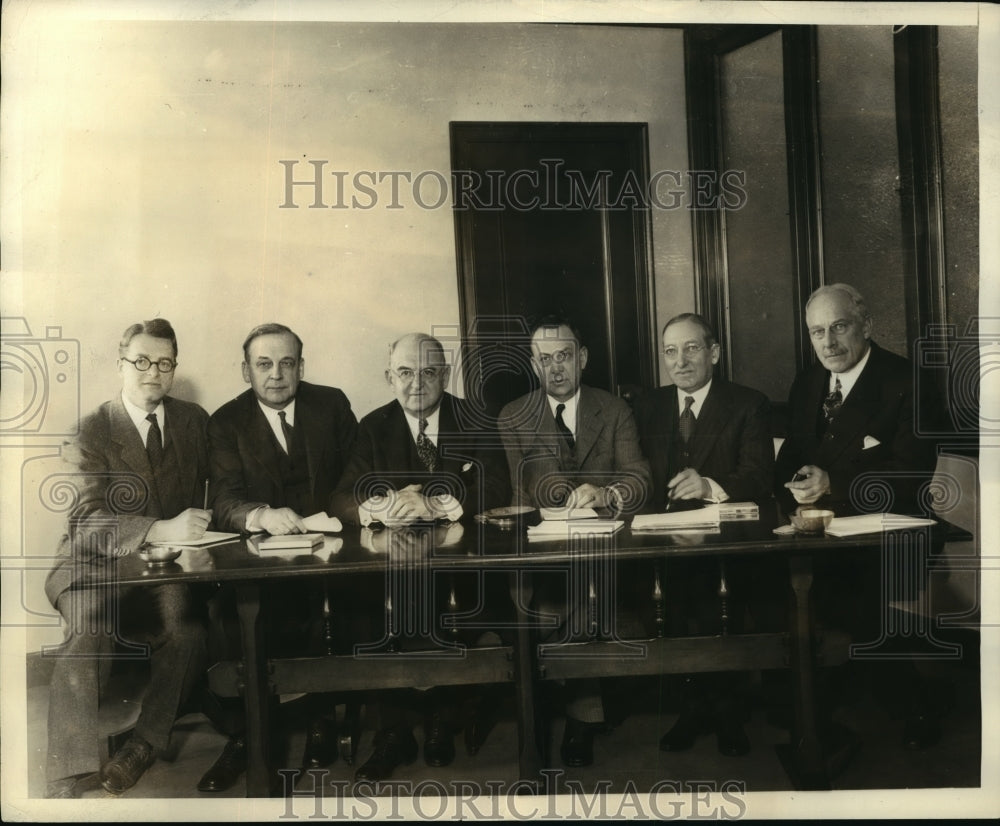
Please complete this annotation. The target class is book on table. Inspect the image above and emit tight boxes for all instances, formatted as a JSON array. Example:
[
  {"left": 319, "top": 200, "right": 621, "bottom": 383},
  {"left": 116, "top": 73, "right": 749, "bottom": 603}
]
[{"left": 250, "top": 533, "right": 325, "bottom": 553}]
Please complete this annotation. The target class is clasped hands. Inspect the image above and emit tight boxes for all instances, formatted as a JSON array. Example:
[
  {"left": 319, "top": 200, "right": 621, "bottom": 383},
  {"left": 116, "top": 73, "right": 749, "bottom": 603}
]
[{"left": 365, "top": 483, "right": 451, "bottom": 527}]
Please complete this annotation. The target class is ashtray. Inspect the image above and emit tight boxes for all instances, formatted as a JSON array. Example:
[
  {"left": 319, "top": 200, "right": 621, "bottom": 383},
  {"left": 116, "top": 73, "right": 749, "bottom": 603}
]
[
  {"left": 137, "top": 545, "right": 184, "bottom": 565},
  {"left": 475, "top": 505, "right": 540, "bottom": 530},
  {"left": 789, "top": 508, "right": 835, "bottom": 534}
]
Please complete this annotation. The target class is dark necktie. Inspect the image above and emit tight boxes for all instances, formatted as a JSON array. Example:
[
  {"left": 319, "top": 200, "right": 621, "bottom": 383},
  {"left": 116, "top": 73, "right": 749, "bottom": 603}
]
[
  {"left": 823, "top": 377, "right": 843, "bottom": 424},
  {"left": 678, "top": 396, "right": 695, "bottom": 444},
  {"left": 145, "top": 412, "right": 163, "bottom": 469},
  {"left": 555, "top": 403, "right": 575, "bottom": 451},
  {"left": 416, "top": 418, "right": 438, "bottom": 472},
  {"left": 278, "top": 410, "right": 294, "bottom": 454}
]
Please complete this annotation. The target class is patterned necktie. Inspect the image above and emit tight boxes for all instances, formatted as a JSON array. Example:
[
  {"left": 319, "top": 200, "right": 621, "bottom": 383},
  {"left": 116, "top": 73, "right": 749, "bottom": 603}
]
[
  {"left": 145, "top": 412, "right": 163, "bottom": 469},
  {"left": 416, "top": 418, "right": 438, "bottom": 472},
  {"left": 823, "top": 377, "right": 843, "bottom": 424},
  {"left": 678, "top": 396, "right": 695, "bottom": 444},
  {"left": 555, "top": 403, "right": 575, "bottom": 451},
  {"left": 278, "top": 410, "right": 295, "bottom": 454}
]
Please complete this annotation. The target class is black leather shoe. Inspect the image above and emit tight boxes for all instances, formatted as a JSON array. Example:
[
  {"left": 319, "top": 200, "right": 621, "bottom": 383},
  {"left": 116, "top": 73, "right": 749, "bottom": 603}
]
[
  {"left": 423, "top": 713, "right": 456, "bottom": 767},
  {"left": 197, "top": 736, "right": 247, "bottom": 793},
  {"left": 902, "top": 714, "right": 942, "bottom": 751},
  {"left": 354, "top": 728, "right": 418, "bottom": 782},
  {"left": 302, "top": 718, "right": 338, "bottom": 768},
  {"left": 100, "top": 735, "right": 155, "bottom": 795},
  {"left": 716, "top": 717, "right": 751, "bottom": 757},
  {"left": 560, "top": 718, "right": 595, "bottom": 768},
  {"left": 659, "top": 712, "right": 708, "bottom": 752}
]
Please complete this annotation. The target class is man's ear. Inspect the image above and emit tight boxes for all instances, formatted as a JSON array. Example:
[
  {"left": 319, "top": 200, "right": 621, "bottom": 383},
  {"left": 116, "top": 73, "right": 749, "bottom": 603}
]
[
  {"left": 529, "top": 356, "right": 542, "bottom": 381},
  {"left": 579, "top": 346, "right": 589, "bottom": 371},
  {"left": 298, "top": 358, "right": 305, "bottom": 378},
  {"left": 117, "top": 359, "right": 125, "bottom": 381},
  {"left": 710, "top": 343, "right": 721, "bottom": 365},
  {"left": 440, "top": 364, "right": 452, "bottom": 386},
  {"left": 862, "top": 317, "right": 874, "bottom": 340},
  {"left": 241, "top": 362, "right": 251, "bottom": 384},
  {"left": 385, "top": 369, "right": 394, "bottom": 387}
]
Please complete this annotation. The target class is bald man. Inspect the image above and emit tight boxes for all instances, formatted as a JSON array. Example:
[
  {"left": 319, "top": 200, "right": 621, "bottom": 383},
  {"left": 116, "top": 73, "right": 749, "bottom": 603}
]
[{"left": 330, "top": 332, "right": 510, "bottom": 781}]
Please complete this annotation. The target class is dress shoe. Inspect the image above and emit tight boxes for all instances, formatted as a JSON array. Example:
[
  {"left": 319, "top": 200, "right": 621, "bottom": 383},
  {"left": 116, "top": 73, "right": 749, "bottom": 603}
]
[
  {"left": 302, "top": 718, "right": 338, "bottom": 768},
  {"left": 423, "top": 713, "right": 456, "bottom": 767},
  {"left": 902, "top": 714, "right": 942, "bottom": 751},
  {"left": 659, "top": 711, "right": 708, "bottom": 752},
  {"left": 197, "top": 736, "right": 247, "bottom": 793},
  {"left": 354, "top": 727, "right": 418, "bottom": 782},
  {"left": 100, "top": 735, "right": 155, "bottom": 795},
  {"left": 45, "top": 772, "right": 101, "bottom": 799},
  {"left": 560, "top": 717, "right": 595, "bottom": 768},
  {"left": 715, "top": 716, "right": 751, "bottom": 757},
  {"left": 464, "top": 705, "right": 497, "bottom": 756}
]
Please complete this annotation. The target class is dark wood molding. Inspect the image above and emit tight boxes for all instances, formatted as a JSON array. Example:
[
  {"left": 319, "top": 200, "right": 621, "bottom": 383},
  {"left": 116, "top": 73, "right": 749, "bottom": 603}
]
[
  {"left": 781, "top": 26, "right": 825, "bottom": 373},
  {"left": 894, "top": 25, "right": 949, "bottom": 345}
]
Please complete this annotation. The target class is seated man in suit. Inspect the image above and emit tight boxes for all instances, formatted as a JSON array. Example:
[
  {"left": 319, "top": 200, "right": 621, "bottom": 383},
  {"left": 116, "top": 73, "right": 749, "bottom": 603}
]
[
  {"left": 497, "top": 314, "right": 651, "bottom": 768},
  {"left": 633, "top": 312, "right": 774, "bottom": 756},
  {"left": 329, "top": 332, "right": 511, "bottom": 781},
  {"left": 776, "top": 283, "right": 945, "bottom": 750},
  {"left": 45, "top": 318, "right": 212, "bottom": 798},
  {"left": 198, "top": 322, "right": 358, "bottom": 792}
]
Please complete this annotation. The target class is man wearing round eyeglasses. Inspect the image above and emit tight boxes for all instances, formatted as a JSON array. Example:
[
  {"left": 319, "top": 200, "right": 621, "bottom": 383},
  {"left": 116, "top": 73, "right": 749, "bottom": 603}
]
[
  {"left": 330, "top": 332, "right": 510, "bottom": 781},
  {"left": 632, "top": 313, "right": 773, "bottom": 759},
  {"left": 44, "top": 318, "right": 212, "bottom": 797},
  {"left": 775, "top": 283, "right": 947, "bottom": 753}
]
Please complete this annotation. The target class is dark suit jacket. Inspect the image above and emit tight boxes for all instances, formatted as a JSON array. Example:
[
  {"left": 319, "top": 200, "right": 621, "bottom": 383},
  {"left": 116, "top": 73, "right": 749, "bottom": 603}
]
[
  {"left": 775, "top": 342, "right": 941, "bottom": 516},
  {"left": 497, "top": 384, "right": 651, "bottom": 512},
  {"left": 208, "top": 381, "right": 358, "bottom": 531},
  {"left": 633, "top": 378, "right": 774, "bottom": 510},
  {"left": 329, "top": 393, "right": 510, "bottom": 525},
  {"left": 45, "top": 395, "right": 210, "bottom": 605}
]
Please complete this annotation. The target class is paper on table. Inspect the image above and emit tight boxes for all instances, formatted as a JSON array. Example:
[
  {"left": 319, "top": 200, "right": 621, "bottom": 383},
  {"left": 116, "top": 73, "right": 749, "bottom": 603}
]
[
  {"left": 824, "top": 513, "right": 936, "bottom": 537},
  {"left": 631, "top": 504, "right": 721, "bottom": 532},
  {"left": 526, "top": 519, "right": 624, "bottom": 540},
  {"left": 149, "top": 531, "right": 240, "bottom": 547},
  {"left": 302, "top": 512, "right": 343, "bottom": 533},
  {"left": 539, "top": 507, "right": 599, "bottom": 521}
]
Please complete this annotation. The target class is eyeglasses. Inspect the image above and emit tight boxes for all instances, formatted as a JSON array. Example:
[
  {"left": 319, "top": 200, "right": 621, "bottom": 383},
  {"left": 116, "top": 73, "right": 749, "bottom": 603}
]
[
  {"left": 391, "top": 367, "right": 444, "bottom": 382},
  {"left": 535, "top": 348, "right": 575, "bottom": 367},
  {"left": 809, "top": 321, "right": 852, "bottom": 340},
  {"left": 122, "top": 356, "right": 177, "bottom": 373},
  {"left": 661, "top": 343, "right": 707, "bottom": 360}
]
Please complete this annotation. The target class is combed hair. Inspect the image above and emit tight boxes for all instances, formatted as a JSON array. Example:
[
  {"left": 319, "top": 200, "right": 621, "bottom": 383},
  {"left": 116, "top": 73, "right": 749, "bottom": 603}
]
[
  {"left": 529, "top": 312, "right": 586, "bottom": 349},
  {"left": 805, "top": 283, "right": 871, "bottom": 321},
  {"left": 661, "top": 313, "right": 718, "bottom": 347},
  {"left": 119, "top": 318, "right": 177, "bottom": 358},
  {"left": 242, "top": 323, "right": 303, "bottom": 361}
]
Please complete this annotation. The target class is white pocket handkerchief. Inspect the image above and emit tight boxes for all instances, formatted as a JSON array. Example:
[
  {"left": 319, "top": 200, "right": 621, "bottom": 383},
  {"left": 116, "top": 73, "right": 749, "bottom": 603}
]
[{"left": 863, "top": 435, "right": 881, "bottom": 450}]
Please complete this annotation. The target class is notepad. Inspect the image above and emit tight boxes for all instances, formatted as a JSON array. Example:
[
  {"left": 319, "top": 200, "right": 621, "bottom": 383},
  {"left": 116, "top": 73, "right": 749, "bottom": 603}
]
[
  {"left": 631, "top": 505, "right": 721, "bottom": 532},
  {"left": 526, "top": 520, "right": 624, "bottom": 541},
  {"left": 149, "top": 531, "right": 240, "bottom": 547},
  {"left": 824, "top": 514, "right": 937, "bottom": 537},
  {"left": 251, "top": 533, "right": 325, "bottom": 553}
]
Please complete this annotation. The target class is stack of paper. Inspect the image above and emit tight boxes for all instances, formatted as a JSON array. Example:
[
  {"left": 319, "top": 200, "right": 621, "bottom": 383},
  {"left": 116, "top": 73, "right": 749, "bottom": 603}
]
[
  {"left": 538, "top": 507, "right": 599, "bottom": 521},
  {"left": 825, "top": 514, "right": 937, "bottom": 537},
  {"left": 631, "top": 504, "right": 721, "bottom": 533},
  {"left": 526, "top": 520, "right": 624, "bottom": 541},
  {"left": 249, "top": 533, "right": 325, "bottom": 555},
  {"left": 149, "top": 531, "right": 240, "bottom": 547},
  {"left": 718, "top": 501, "right": 759, "bottom": 521}
]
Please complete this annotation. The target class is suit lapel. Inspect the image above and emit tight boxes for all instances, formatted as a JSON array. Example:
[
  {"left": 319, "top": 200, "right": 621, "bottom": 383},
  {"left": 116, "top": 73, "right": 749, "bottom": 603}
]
[
  {"left": 524, "top": 390, "right": 564, "bottom": 459},
  {"left": 110, "top": 396, "right": 152, "bottom": 476},
  {"left": 688, "top": 380, "right": 726, "bottom": 469},
  {"left": 820, "top": 346, "right": 881, "bottom": 465},
  {"left": 574, "top": 386, "right": 605, "bottom": 466},
  {"left": 163, "top": 398, "right": 197, "bottom": 501},
  {"left": 245, "top": 395, "right": 285, "bottom": 487},
  {"left": 294, "top": 390, "right": 320, "bottom": 493}
]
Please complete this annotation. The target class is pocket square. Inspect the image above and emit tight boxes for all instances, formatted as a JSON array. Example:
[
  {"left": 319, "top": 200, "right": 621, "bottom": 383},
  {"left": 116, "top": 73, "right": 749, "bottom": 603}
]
[
  {"left": 863, "top": 435, "right": 881, "bottom": 450},
  {"left": 461, "top": 462, "right": 473, "bottom": 472}
]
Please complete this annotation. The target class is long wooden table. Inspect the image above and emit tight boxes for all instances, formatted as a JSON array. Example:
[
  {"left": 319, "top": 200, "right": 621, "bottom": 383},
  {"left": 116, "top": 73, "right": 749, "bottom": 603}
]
[{"left": 86, "top": 508, "right": 936, "bottom": 796}]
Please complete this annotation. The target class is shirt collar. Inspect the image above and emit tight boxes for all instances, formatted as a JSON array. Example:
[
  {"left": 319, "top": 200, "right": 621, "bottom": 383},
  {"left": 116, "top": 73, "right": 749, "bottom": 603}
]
[
  {"left": 675, "top": 378, "right": 713, "bottom": 417},
  {"left": 546, "top": 389, "right": 580, "bottom": 434},
  {"left": 403, "top": 405, "right": 440, "bottom": 443},
  {"left": 121, "top": 391, "right": 165, "bottom": 433},
  {"left": 830, "top": 345, "right": 872, "bottom": 399},
  {"left": 256, "top": 397, "right": 296, "bottom": 427}
]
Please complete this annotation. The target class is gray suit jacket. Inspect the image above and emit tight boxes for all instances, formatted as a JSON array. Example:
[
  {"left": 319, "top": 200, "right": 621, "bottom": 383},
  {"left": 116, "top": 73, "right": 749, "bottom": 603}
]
[
  {"left": 45, "top": 395, "right": 210, "bottom": 605},
  {"left": 497, "top": 385, "right": 651, "bottom": 512}
]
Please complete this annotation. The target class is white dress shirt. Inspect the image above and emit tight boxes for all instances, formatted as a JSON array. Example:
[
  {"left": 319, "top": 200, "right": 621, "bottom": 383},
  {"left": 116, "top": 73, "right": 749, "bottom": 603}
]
[
  {"left": 546, "top": 389, "right": 580, "bottom": 438},
  {"left": 829, "top": 345, "right": 872, "bottom": 400},
  {"left": 121, "top": 392, "right": 166, "bottom": 446}
]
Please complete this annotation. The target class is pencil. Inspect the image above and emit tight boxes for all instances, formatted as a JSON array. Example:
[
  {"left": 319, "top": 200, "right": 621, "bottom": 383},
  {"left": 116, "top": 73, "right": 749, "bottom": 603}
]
[{"left": 203, "top": 479, "right": 209, "bottom": 510}]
